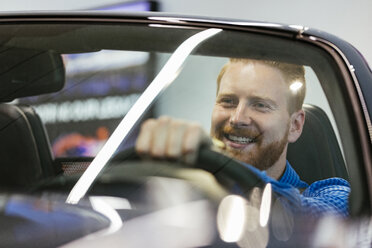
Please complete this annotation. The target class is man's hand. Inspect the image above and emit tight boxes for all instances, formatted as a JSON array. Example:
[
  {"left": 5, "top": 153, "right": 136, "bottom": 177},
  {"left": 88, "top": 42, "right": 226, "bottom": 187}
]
[{"left": 135, "top": 116, "right": 212, "bottom": 164}]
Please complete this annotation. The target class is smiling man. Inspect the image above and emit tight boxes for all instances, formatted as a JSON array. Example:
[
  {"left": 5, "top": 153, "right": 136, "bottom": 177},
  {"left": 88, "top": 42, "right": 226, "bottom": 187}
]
[
  {"left": 211, "top": 58, "right": 305, "bottom": 180},
  {"left": 135, "top": 58, "right": 350, "bottom": 217}
]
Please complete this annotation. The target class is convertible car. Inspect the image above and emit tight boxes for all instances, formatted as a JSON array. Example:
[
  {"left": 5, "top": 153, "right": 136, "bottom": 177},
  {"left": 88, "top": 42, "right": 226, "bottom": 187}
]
[{"left": 0, "top": 10, "right": 371, "bottom": 248}]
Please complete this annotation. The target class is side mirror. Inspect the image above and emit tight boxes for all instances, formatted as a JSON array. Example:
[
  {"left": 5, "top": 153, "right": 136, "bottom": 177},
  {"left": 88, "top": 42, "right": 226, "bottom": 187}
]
[{"left": 0, "top": 47, "right": 65, "bottom": 102}]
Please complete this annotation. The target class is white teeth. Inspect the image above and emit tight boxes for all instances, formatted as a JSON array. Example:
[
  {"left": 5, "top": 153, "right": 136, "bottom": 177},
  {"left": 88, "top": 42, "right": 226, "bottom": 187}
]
[{"left": 228, "top": 135, "right": 254, "bottom": 144}]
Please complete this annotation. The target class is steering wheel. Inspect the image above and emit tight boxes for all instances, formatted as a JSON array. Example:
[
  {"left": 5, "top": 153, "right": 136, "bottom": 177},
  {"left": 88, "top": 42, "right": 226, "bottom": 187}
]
[
  {"left": 34, "top": 147, "right": 265, "bottom": 201},
  {"left": 109, "top": 146, "right": 265, "bottom": 194}
]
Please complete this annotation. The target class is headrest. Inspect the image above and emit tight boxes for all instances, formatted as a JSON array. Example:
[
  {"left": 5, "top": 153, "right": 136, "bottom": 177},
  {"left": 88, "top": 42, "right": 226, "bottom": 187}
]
[
  {"left": 17, "top": 104, "right": 55, "bottom": 177},
  {"left": 0, "top": 104, "right": 54, "bottom": 189},
  {"left": 287, "top": 104, "right": 348, "bottom": 184}
]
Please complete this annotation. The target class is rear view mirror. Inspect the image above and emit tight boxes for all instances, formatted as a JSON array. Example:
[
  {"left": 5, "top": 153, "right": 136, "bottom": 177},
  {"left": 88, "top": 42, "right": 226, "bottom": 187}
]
[{"left": 0, "top": 47, "right": 65, "bottom": 102}]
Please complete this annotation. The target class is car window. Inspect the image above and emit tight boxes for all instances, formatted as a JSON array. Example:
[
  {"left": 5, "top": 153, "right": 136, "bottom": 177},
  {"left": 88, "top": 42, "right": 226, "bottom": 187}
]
[
  {"left": 0, "top": 19, "right": 368, "bottom": 247},
  {"left": 0, "top": 22, "right": 352, "bottom": 184}
]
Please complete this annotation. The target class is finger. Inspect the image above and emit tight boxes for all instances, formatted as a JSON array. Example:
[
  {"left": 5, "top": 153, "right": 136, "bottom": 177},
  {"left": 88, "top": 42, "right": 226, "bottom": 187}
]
[
  {"left": 182, "top": 122, "right": 210, "bottom": 164},
  {"left": 150, "top": 116, "right": 171, "bottom": 158},
  {"left": 165, "top": 119, "right": 187, "bottom": 159},
  {"left": 184, "top": 123, "right": 212, "bottom": 152},
  {"left": 135, "top": 118, "right": 157, "bottom": 155}
]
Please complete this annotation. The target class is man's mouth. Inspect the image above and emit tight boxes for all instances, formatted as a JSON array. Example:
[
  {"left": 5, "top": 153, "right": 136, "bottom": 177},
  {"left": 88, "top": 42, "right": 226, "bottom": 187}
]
[
  {"left": 218, "top": 125, "right": 260, "bottom": 149},
  {"left": 224, "top": 134, "right": 256, "bottom": 144}
]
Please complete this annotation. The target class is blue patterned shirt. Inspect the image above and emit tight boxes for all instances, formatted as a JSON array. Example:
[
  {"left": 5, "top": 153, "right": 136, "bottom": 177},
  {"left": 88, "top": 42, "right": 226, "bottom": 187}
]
[{"left": 246, "top": 161, "right": 350, "bottom": 217}]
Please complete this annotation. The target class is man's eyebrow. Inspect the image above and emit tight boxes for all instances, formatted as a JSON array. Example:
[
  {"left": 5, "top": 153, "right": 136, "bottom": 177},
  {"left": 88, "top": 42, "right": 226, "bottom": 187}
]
[{"left": 216, "top": 93, "right": 236, "bottom": 98}]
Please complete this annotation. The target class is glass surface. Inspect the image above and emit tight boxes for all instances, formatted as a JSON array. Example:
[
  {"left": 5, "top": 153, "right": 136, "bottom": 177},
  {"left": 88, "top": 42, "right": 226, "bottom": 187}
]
[{"left": 0, "top": 20, "right": 364, "bottom": 247}]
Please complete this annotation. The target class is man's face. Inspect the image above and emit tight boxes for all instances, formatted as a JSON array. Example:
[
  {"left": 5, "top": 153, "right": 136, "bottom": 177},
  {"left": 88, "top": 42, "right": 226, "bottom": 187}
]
[{"left": 211, "top": 61, "right": 292, "bottom": 171}]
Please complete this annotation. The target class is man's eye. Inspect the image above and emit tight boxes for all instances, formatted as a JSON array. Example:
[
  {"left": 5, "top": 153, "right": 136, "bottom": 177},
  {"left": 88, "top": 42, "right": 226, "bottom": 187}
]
[
  {"left": 219, "top": 98, "right": 236, "bottom": 106},
  {"left": 252, "top": 102, "right": 271, "bottom": 111},
  {"left": 222, "top": 98, "right": 233, "bottom": 103}
]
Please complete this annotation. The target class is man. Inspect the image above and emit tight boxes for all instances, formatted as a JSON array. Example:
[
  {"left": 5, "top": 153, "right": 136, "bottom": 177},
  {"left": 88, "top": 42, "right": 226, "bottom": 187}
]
[{"left": 136, "top": 58, "right": 350, "bottom": 216}]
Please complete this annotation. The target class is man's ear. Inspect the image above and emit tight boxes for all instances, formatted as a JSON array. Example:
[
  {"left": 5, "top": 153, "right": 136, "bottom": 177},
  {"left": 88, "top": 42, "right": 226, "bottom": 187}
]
[{"left": 288, "top": 109, "right": 305, "bottom": 143}]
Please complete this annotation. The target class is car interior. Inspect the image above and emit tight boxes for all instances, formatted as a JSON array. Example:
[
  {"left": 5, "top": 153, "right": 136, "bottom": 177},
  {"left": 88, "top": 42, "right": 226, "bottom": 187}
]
[
  {"left": 287, "top": 104, "right": 348, "bottom": 184},
  {"left": 0, "top": 100, "right": 348, "bottom": 188}
]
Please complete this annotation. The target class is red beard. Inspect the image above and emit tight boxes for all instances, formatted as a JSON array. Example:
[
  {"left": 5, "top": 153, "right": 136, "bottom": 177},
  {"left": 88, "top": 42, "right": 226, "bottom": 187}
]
[{"left": 214, "top": 124, "right": 289, "bottom": 171}]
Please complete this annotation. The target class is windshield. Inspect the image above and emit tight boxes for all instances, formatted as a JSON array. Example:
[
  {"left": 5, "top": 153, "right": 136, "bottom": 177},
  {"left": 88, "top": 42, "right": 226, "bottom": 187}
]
[{"left": 0, "top": 20, "right": 362, "bottom": 247}]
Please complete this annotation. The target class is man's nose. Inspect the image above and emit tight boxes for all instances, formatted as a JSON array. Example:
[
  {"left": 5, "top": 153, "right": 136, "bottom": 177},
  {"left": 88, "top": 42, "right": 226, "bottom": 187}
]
[{"left": 230, "top": 102, "right": 252, "bottom": 127}]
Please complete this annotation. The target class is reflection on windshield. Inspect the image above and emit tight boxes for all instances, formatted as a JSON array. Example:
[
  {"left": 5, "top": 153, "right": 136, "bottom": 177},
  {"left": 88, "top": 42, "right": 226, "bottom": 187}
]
[
  {"left": 217, "top": 185, "right": 272, "bottom": 248},
  {"left": 66, "top": 28, "right": 222, "bottom": 204}
]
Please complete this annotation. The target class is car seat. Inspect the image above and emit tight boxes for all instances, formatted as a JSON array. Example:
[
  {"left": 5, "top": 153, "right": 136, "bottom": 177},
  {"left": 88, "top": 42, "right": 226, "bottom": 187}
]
[
  {"left": 287, "top": 104, "right": 349, "bottom": 184},
  {"left": 0, "top": 103, "right": 55, "bottom": 189}
]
